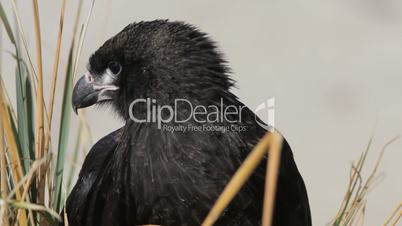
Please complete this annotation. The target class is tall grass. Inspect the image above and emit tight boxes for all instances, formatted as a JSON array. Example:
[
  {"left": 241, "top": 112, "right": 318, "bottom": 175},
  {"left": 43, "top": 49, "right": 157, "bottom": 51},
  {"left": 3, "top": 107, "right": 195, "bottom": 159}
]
[
  {"left": 0, "top": 1, "right": 400, "bottom": 226},
  {"left": 0, "top": 0, "right": 94, "bottom": 225},
  {"left": 330, "top": 137, "right": 401, "bottom": 226}
]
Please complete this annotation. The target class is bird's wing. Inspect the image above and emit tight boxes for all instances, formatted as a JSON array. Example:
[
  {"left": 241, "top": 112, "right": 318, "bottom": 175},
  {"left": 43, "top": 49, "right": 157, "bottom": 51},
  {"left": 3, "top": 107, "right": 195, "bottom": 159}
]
[
  {"left": 65, "top": 128, "right": 122, "bottom": 225},
  {"left": 272, "top": 139, "right": 312, "bottom": 226}
]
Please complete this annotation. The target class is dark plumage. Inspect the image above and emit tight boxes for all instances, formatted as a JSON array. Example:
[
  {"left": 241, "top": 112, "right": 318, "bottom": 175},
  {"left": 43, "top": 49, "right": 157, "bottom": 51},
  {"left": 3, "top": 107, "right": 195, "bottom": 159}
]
[{"left": 66, "top": 20, "right": 311, "bottom": 226}]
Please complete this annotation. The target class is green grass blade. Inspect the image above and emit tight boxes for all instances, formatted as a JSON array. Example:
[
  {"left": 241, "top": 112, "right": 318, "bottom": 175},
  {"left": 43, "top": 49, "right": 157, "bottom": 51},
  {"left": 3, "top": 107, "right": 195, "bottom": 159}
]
[
  {"left": 15, "top": 61, "right": 31, "bottom": 174},
  {"left": 1, "top": 2, "right": 34, "bottom": 175},
  {"left": 66, "top": 124, "right": 82, "bottom": 192},
  {"left": 53, "top": 47, "right": 74, "bottom": 212},
  {"left": 53, "top": 0, "right": 95, "bottom": 211},
  {"left": 2, "top": 1, "right": 37, "bottom": 205},
  {"left": 25, "top": 75, "right": 35, "bottom": 161},
  {"left": 8, "top": 55, "right": 36, "bottom": 169},
  {"left": 7, "top": 56, "right": 36, "bottom": 161},
  {"left": 22, "top": 66, "right": 37, "bottom": 207}
]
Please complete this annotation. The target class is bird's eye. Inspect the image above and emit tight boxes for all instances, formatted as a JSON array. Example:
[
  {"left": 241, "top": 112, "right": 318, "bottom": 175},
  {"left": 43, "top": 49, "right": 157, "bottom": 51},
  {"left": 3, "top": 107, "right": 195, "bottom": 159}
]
[{"left": 107, "top": 61, "right": 122, "bottom": 75}]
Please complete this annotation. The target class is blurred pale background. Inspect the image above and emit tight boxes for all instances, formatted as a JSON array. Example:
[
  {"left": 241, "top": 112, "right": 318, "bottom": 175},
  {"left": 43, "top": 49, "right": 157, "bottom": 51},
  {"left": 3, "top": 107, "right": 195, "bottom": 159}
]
[{"left": 1, "top": 0, "right": 402, "bottom": 225}]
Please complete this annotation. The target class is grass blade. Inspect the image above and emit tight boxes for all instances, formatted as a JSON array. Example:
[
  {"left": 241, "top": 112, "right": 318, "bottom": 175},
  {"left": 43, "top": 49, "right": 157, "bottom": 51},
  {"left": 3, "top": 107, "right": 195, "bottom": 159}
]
[
  {"left": 0, "top": 79, "right": 27, "bottom": 226},
  {"left": 30, "top": 3, "right": 48, "bottom": 225},
  {"left": 0, "top": 0, "right": 32, "bottom": 175},
  {"left": 31, "top": 0, "right": 44, "bottom": 164},
  {"left": 53, "top": 0, "right": 95, "bottom": 212},
  {"left": 42, "top": 0, "right": 67, "bottom": 217},
  {"left": 15, "top": 62, "right": 31, "bottom": 174},
  {"left": 0, "top": 3, "right": 15, "bottom": 45},
  {"left": 262, "top": 133, "right": 283, "bottom": 226},
  {"left": 3, "top": 199, "right": 61, "bottom": 224},
  {"left": 66, "top": 124, "right": 82, "bottom": 192},
  {"left": 72, "top": 0, "right": 95, "bottom": 81},
  {"left": 9, "top": 0, "right": 38, "bottom": 82},
  {"left": 53, "top": 48, "right": 74, "bottom": 212},
  {"left": 47, "top": 0, "right": 66, "bottom": 125},
  {"left": 384, "top": 202, "right": 402, "bottom": 225},
  {"left": 0, "top": 108, "right": 9, "bottom": 226}
]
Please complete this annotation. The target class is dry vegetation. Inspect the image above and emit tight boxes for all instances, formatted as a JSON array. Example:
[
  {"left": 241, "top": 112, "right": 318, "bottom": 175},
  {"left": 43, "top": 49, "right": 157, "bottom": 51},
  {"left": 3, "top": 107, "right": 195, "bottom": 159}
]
[
  {"left": 0, "top": 1, "right": 400, "bottom": 226},
  {"left": 329, "top": 137, "right": 401, "bottom": 226},
  {"left": 0, "top": 0, "right": 94, "bottom": 225}
]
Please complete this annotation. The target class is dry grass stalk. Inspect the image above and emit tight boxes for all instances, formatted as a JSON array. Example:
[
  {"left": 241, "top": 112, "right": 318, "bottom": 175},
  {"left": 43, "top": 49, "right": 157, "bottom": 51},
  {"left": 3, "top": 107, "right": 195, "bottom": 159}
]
[
  {"left": 43, "top": 0, "right": 67, "bottom": 208},
  {"left": 9, "top": 0, "right": 38, "bottom": 82},
  {"left": 32, "top": 0, "right": 44, "bottom": 167},
  {"left": 31, "top": 3, "right": 47, "bottom": 225},
  {"left": 45, "top": 0, "right": 67, "bottom": 154},
  {"left": 0, "top": 90, "right": 23, "bottom": 193},
  {"left": 262, "top": 132, "right": 283, "bottom": 226},
  {"left": 11, "top": 155, "right": 50, "bottom": 226},
  {"left": 201, "top": 131, "right": 282, "bottom": 226},
  {"left": 0, "top": 0, "right": 94, "bottom": 224},
  {"left": 392, "top": 214, "right": 402, "bottom": 226},
  {"left": 72, "top": 0, "right": 95, "bottom": 81},
  {"left": 331, "top": 137, "right": 399, "bottom": 226},
  {"left": 383, "top": 202, "right": 402, "bottom": 226},
  {"left": 0, "top": 80, "right": 27, "bottom": 226},
  {"left": 0, "top": 111, "right": 9, "bottom": 226}
]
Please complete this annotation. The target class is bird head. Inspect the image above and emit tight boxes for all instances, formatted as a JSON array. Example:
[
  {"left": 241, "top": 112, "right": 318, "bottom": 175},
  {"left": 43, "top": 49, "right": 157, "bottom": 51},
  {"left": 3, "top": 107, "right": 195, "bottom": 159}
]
[{"left": 72, "top": 20, "right": 233, "bottom": 119}]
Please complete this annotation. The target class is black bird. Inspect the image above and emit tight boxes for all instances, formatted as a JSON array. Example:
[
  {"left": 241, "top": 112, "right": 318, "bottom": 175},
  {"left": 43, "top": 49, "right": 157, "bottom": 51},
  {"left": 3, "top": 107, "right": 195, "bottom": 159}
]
[{"left": 67, "top": 20, "right": 311, "bottom": 226}]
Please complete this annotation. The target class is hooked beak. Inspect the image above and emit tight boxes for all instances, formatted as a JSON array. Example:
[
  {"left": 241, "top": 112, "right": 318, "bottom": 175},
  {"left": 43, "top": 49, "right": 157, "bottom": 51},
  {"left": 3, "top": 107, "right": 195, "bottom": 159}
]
[{"left": 72, "top": 72, "right": 119, "bottom": 114}]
